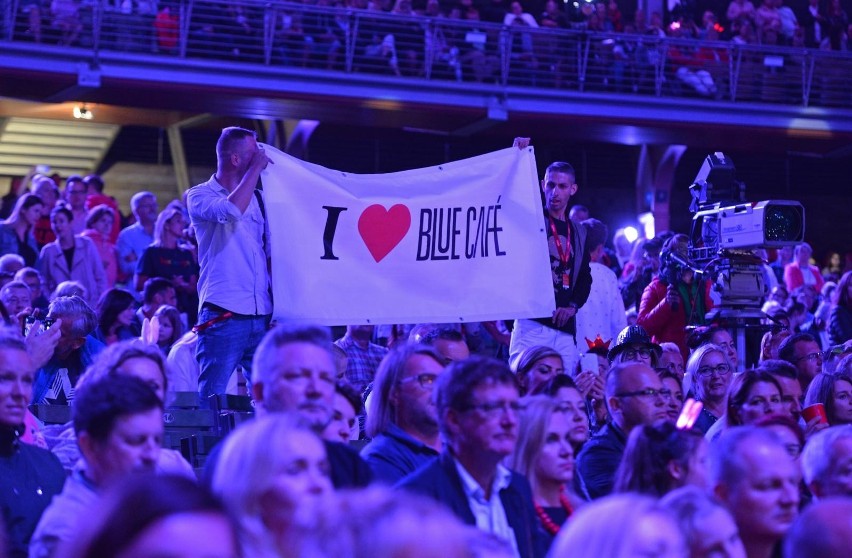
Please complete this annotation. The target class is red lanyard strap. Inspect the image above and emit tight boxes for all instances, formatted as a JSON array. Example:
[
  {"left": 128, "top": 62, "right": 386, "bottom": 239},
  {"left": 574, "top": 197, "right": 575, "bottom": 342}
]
[{"left": 548, "top": 216, "right": 571, "bottom": 267}]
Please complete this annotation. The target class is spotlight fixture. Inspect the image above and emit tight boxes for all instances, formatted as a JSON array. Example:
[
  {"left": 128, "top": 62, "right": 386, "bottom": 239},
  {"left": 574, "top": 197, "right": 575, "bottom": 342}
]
[{"left": 73, "top": 105, "right": 93, "bottom": 120}]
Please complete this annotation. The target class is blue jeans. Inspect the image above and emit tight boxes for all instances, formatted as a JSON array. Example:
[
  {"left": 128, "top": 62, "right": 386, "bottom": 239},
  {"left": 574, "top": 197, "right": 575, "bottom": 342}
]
[{"left": 196, "top": 306, "right": 271, "bottom": 400}]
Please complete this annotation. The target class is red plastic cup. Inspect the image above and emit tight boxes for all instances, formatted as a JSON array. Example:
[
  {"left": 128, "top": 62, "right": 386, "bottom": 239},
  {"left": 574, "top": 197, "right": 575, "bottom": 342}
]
[{"left": 802, "top": 403, "right": 828, "bottom": 425}]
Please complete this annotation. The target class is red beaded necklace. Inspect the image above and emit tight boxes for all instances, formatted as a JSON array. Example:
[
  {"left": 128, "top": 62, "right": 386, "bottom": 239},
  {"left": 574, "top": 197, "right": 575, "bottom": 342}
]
[{"left": 534, "top": 486, "right": 573, "bottom": 535}]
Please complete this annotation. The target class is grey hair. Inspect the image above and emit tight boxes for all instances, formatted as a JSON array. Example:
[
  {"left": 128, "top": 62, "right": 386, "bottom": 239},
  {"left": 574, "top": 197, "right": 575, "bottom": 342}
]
[
  {"left": 47, "top": 295, "right": 97, "bottom": 338},
  {"left": 800, "top": 425, "right": 852, "bottom": 489}
]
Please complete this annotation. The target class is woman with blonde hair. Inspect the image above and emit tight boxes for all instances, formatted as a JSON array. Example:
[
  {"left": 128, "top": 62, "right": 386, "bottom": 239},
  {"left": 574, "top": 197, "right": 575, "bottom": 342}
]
[
  {"left": 212, "top": 414, "right": 333, "bottom": 558},
  {"left": 508, "top": 395, "right": 583, "bottom": 546},
  {"left": 550, "top": 493, "right": 685, "bottom": 558},
  {"left": 685, "top": 343, "right": 734, "bottom": 434}
]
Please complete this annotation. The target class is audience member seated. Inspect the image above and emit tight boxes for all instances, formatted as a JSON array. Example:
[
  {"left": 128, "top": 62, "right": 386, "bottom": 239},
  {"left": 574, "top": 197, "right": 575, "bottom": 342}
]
[
  {"left": 508, "top": 395, "right": 583, "bottom": 546},
  {"left": 32, "top": 296, "right": 103, "bottom": 405},
  {"left": 130, "top": 277, "right": 176, "bottom": 336},
  {"left": 757, "top": 359, "right": 804, "bottom": 425},
  {"left": 660, "top": 485, "right": 747, "bottom": 558},
  {"left": 0, "top": 331, "right": 66, "bottom": 558},
  {"left": 135, "top": 205, "right": 198, "bottom": 325},
  {"left": 29, "top": 374, "right": 164, "bottom": 558},
  {"left": 421, "top": 326, "right": 472, "bottom": 364},
  {"left": 759, "top": 328, "right": 790, "bottom": 362},
  {"left": 93, "top": 288, "right": 137, "bottom": 345},
  {"left": 237, "top": 324, "right": 372, "bottom": 488},
  {"left": 212, "top": 414, "right": 333, "bottom": 557},
  {"left": 685, "top": 343, "right": 737, "bottom": 433},
  {"left": 658, "top": 341, "right": 685, "bottom": 379},
  {"left": 576, "top": 361, "right": 669, "bottom": 499},
  {"left": 361, "top": 344, "right": 444, "bottom": 484},
  {"left": 778, "top": 332, "right": 822, "bottom": 393},
  {"left": 1, "top": 280, "right": 32, "bottom": 318},
  {"left": 152, "top": 304, "right": 184, "bottom": 355},
  {"left": 0, "top": 194, "right": 44, "bottom": 268},
  {"left": 803, "top": 372, "right": 852, "bottom": 426},
  {"left": 63, "top": 474, "right": 239, "bottom": 558},
  {"left": 784, "top": 497, "right": 852, "bottom": 558},
  {"left": 0, "top": 254, "right": 26, "bottom": 290},
  {"left": 607, "top": 325, "right": 661, "bottom": 368},
  {"left": 165, "top": 330, "right": 200, "bottom": 393},
  {"left": 706, "top": 369, "right": 786, "bottom": 441},
  {"left": 79, "top": 205, "right": 118, "bottom": 289},
  {"left": 659, "top": 370, "right": 685, "bottom": 421},
  {"left": 512, "top": 345, "right": 564, "bottom": 396},
  {"left": 15, "top": 267, "right": 49, "bottom": 312},
  {"left": 550, "top": 493, "right": 685, "bottom": 557},
  {"left": 308, "top": 486, "right": 480, "bottom": 558},
  {"left": 533, "top": 374, "right": 591, "bottom": 450},
  {"left": 613, "top": 420, "right": 708, "bottom": 497},
  {"left": 44, "top": 339, "right": 195, "bottom": 477},
  {"left": 800, "top": 424, "right": 852, "bottom": 499},
  {"left": 829, "top": 271, "right": 852, "bottom": 345},
  {"left": 334, "top": 324, "right": 389, "bottom": 395},
  {"left": 323, "top": 380, "right": 361, "bottom": 444},
  {"left": 709, "top": 427, "right": 800, "bottom": 558},
  {"left": 37, "top": 205, "right": 107, "bottom": 309},
  {"left": 397, "top": 356, "right": 547, "bottom": 558}
]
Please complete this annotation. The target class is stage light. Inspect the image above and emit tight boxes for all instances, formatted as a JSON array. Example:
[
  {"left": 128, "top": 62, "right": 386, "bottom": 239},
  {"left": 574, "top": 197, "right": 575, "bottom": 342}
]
[{"left": 73, "top": 105, "right": 93, "bottom": 120}]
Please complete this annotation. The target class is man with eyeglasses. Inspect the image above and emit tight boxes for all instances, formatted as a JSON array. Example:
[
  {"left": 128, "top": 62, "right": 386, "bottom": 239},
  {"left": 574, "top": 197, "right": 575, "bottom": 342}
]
[
  {"left": 576, "top": 361, "right": 670, "bottom": 500},
  {"left": 398, "top": 356, "right": 546, "bottom": 558},
  {"left": 0, "top": 280, "right": 32, "bottom": 316},
  {"left": 778, "top": 332, "right": 823, "bottom": 393},
  {"left": 361, "top": 344, "right": 445, "bottom": 484}
]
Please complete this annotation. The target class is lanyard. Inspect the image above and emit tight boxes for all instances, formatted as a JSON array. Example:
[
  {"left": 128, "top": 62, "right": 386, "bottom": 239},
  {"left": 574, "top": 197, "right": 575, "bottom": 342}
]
[{"left": 548, "top": 216, "right": 571, "bottom": 268}]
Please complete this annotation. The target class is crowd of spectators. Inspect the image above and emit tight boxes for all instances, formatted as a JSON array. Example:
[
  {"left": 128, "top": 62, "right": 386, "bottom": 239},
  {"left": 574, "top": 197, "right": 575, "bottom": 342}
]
[
  {"left": 1, "top": 134, "right": 851, "bottom": 558},
  {"left": 11, "top": 0, "right": 852, "bottom": 95}
]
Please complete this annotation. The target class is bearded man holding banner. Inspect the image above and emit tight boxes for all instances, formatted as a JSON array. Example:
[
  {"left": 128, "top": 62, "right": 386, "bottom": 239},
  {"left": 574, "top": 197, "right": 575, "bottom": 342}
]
[
  {"left": 187, "top": 127, "right": 274, "bottom": 399},
  {"left": 508, "top": 138, "right": 593, "bottom": 375}
]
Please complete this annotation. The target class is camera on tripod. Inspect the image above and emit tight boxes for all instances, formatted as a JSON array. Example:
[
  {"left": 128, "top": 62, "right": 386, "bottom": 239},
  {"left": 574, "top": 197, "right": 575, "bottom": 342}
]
[{"left": 685, "top": 152, "right": 805, "bottom": 313}]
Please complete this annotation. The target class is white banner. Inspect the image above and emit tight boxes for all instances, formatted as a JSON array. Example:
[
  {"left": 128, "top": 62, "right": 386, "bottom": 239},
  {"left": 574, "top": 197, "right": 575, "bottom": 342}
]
[{"left": 262, "top": 144, "right": 554, "bottom": 325}]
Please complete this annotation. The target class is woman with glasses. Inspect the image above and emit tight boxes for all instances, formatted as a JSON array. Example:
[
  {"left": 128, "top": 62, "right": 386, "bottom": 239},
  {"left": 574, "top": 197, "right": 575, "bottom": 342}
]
[
  {"left": 686, "top": 343, "right": 734, "bottom": 434},
  {"left": 613, "top": 421, "right": 708, "bottom": 497},
  {"left": 804, "top": 372, "right": 852, "bottom": 426},
  {"left": 508, "top": 395, "right": 584, "bottom": 546},
  {"left": 706, "top": 370, "right": 786, "bottom": 442}
]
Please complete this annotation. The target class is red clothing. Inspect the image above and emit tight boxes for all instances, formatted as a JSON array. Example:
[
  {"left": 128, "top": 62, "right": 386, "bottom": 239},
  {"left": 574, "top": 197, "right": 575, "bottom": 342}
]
[
  {"left": 85, "top": 193, "right": 121, "bottom": 244},
  {"left": 637, "top": 277, "right": 714, "bottom": 362},
  {"left": 783, "top": 262, "right": 825, "bottom": 293}
]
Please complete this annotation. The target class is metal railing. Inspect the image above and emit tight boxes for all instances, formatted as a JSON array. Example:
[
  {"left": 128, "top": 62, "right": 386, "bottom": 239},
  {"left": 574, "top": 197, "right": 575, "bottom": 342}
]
[{"left": 4, "top": 0, "right": 852, "bottom": 108}]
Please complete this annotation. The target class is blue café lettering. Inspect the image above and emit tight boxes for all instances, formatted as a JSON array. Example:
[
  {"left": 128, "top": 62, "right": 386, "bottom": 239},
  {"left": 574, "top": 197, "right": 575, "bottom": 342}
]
[
  {"left": 416, "top": 203, "right": 506, "bottom": 261},
  {"left": 319, "top": 202, "right": 507, "bottom": 261}
]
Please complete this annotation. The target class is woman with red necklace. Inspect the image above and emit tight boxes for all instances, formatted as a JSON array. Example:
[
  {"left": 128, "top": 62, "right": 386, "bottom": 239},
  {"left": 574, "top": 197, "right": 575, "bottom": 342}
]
[{"left": 508, "top": 395, "right": 584, "bottom": 549}]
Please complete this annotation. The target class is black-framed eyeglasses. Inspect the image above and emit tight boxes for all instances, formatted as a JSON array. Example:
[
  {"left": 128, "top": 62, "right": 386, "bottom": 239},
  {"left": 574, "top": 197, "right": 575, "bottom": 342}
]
[
  {"left": 696, "top": 363, "right": 732, "bottom": 377},
  {"left": 398, "top": 373, "right": 438, "bottom": 390},
  {"left": 622, "top": 348, "right": 652, "bottom": 360},
  {"left": 463, "top": 400, "right": 526, "bottom": 417},
  {"left": 615, "top": 388, "right": 672, "bottom": 400}
]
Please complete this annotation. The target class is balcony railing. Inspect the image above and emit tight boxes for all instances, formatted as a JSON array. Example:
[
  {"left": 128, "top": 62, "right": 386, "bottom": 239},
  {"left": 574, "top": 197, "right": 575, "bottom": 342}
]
[{"left": 4, "top": 0, "right": 852, "bottom": 109}]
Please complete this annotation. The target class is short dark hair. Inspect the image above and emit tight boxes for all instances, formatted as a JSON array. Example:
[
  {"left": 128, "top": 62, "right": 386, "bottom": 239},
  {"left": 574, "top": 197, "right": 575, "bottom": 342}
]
[
  {"left": 142, "top": 277, "right": 174, "bottom": 304},
  {"left": 73, "top": 374, "right": 163, "bottom": 441},
  {"left": 545, "top": 161, "right": 575, "bottom": 177},
  {"left": 582, "top": 218, "right": 608, "bottom": 251},
  {"left": 84, "top": 174, "right": 105, "bottom": 193},
  {"left": 757, "top": 359, "right": 799, "bottom": 380},
  {"left": 435, "top": 356, "right": 517, "bottom": 439},
  {"left": 336, "top": 380, "right": 363, "bottom": 415},
  {"left": 216, "top": 126, "right": 257, "bottom": 161},
  {"left": 421, "top": 327, "right": 464, "bottom": 345},
  {"left": 778, "top": 332, "right": 817, "bottom": 363},
  {"left": 73, "top": 474, "right": 232, "bottom": 558},
  {"left": 50, "top": 203, "right": 73, "bottom": 223}
]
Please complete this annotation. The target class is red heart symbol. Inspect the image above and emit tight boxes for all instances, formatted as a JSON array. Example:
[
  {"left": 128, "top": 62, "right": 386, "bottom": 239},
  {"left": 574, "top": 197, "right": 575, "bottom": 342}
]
[{"left": 358, "top": 204, "right": 411, "bottom": 263}]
